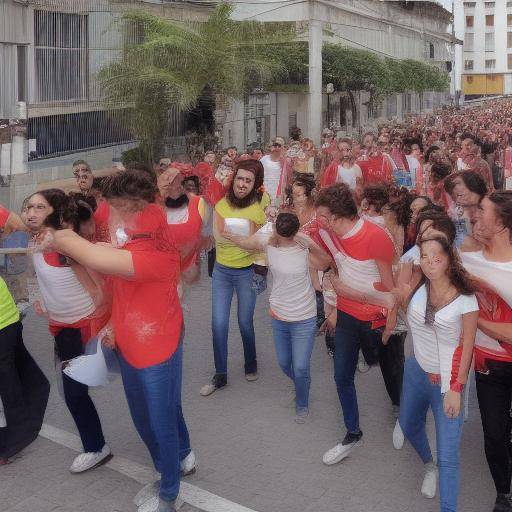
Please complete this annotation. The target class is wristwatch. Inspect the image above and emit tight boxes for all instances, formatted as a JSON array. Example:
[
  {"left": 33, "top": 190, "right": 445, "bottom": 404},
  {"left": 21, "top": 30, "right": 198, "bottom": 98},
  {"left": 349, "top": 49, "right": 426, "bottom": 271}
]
[{"left": 450, "top": 381, "right": 464, "bottom": 393}]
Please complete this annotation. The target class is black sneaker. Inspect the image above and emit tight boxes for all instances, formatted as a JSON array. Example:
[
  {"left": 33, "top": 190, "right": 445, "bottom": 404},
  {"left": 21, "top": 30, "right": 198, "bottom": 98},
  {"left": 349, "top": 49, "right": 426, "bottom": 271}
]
[
  {"left": 199, "top": 374, "right": 226, "bottom": 396},
  {"left": 494, "top": 494, "right": 512, "bottom": 512}
]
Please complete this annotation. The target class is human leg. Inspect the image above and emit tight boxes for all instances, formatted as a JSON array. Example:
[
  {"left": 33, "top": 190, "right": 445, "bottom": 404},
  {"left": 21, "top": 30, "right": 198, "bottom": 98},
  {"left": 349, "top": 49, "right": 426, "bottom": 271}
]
[
  {"left": 271, "top": 318, "right": 294, "bottom": 381},
  {"left": 378, "top": 332, "right": 405, "bottom": 407}
]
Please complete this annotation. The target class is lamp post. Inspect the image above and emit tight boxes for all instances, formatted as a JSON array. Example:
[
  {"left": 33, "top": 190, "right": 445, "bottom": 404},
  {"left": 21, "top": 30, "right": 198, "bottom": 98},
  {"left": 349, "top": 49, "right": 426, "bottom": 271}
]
[{"left": 326, "top": 83, "right": 334, "bottom": 129}]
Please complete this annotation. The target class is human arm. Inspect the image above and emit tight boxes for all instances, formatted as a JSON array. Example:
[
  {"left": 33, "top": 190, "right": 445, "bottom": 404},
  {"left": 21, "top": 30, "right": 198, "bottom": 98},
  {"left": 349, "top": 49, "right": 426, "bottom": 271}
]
[
  {"left": 294, "top": 232, "right": 331, "bottom": 271},
  {"left": 477, "top": 318, "right": 512, "bottom": 345},
  {"left": 3, "top": 211, "right": 27, "bottom": 236},
  {"left": 444, "top": 310, "right": 479, "bottom": 418},
  {"left": 52, "top": 229, "right": 135, "bottom": 279},
  {"left": 221, "top": 230, "right": 267, "bottom": 253}
]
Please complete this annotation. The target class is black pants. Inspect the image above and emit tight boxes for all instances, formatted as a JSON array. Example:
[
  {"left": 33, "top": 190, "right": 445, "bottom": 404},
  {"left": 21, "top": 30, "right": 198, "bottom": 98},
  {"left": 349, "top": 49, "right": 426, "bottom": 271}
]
[
  {"left": 476, "top": 359, "right": 512, "bottom": 494},
  {"left": 0, "top": 321, "right": 50, "bottom": 459},
  {"left": 54, "top": 328, "right": 105, "bottom": 453},
  {"left": 315, "top": 291, "right": 335, "bottom": 352},
  {"left": 378, "top": 332, "right": 405, "bottom": 407}
]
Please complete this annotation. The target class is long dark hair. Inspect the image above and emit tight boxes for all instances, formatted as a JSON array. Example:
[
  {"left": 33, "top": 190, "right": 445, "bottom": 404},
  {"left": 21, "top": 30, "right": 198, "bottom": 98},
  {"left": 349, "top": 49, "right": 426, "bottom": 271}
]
[
  {"left": 419, "top": 236, "right": 476, "bottom": 296},
  {"left": 226, "top": 159, "right": 264, "bottom": 209}
]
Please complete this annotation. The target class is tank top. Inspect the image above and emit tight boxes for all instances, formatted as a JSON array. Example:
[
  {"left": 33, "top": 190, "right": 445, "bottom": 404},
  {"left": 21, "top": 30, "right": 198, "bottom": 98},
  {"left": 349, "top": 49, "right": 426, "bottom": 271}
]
[{"left": 32, "top": 252, "right": 95, "bottom": 325}]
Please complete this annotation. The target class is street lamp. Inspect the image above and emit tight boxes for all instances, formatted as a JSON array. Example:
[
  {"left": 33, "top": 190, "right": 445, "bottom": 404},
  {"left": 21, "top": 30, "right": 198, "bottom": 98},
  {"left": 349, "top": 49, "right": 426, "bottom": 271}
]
[{"left": 326, "top": 83, "right": 334, "bottom": 128}]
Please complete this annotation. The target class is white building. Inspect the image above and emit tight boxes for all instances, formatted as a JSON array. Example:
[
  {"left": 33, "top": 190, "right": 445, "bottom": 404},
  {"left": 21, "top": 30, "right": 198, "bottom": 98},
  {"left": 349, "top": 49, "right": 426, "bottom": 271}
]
[
  {"left": 454, "top": 0, "right": 512, "bottom": 98},
  {"left": 220, "top": 0, "right": 457, "bottom": 151}
]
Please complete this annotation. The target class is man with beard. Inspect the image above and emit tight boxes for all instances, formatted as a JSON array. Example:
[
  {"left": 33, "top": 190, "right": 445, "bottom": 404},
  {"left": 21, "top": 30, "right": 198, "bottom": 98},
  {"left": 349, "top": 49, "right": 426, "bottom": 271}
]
[
  {"left": 358, "top": 135, "right": 394, "bottom": 186},
  {"left": 320, "top": 139, "right": 363, "bottom": 199},
  {"left": 200, "top": 160, "right": 270, "bottom": 396}
]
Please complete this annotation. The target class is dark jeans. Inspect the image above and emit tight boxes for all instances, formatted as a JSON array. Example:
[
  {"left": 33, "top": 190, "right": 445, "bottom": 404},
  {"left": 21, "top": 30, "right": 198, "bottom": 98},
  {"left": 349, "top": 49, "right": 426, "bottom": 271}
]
[
  {"left": 0, "top": 321, "right": 49, "bottom": 459},
  {"left": 54, "top": 328, "right": 106, "bottom": 453},
  {"left": 334, "top": 310, "right": 383, "bottom": 433},
  {"left": 379, "top": 333, "right": 405, "bottom": 407},
  {"left": 476, "top": 359, "right": 512, "bottom": 494},
  {"left": 118, "top": 341, "right": 190, "bottom": 503},
  {"left": 316, "top": 290, "right": 335, "bottom": 353}
]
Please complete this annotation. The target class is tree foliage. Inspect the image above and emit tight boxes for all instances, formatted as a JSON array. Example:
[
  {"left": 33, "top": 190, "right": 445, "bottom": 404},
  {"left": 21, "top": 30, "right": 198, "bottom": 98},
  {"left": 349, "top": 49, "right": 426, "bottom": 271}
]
[{"left": 99, "top": 3, "right": 294, "bottom": 160}]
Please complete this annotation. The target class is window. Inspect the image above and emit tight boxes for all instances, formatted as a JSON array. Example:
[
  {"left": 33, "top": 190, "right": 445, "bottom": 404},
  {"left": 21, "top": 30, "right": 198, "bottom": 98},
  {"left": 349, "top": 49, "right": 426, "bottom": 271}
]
[
  {"left": 485, "top": 32, "right": 495, "bottom": 51},
  {"left": 486, "top": 14, "right": 494, "bottom": 26},
  {"left": 465, "top": 32, "right": 474, "bottom": 50},
  {"left": 509, "top": 32, "right": 512, "bottom": 48},
  {"left": 466, "top": 15, "right": 474, "bottom": 27},
  {"left": 464, "top": 59, "right": 474, "bottom": 70},
  {"left": 464, "top": 1, "right": 476, "bottom": 6},
  {"left": 429, "top": 43, "right": 435, "bottom": 59},
  {"left": 34, "top": 10, "right": 88, "bottom": 102},
  {"left": 508, "top": 54, "right": 512, "bottom": 70},
  {"left": 17, "top": 46, "right": 27, "bottom": 102},
  {"left": 485, "top": 1, "right": 495, "bottom": 7},
  {"left": 508, "top": 14, "right": 512, "bottom": 26},
  {"left": 485, "top": 59, "right": 496, "bottom": 69}
]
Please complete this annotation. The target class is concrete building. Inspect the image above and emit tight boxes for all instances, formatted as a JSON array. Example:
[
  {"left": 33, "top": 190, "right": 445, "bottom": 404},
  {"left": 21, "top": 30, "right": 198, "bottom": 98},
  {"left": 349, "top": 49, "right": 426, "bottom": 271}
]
[
  {"left": 221, "top": 0, "right": 456, "bottom": 150},
  {"left": 454, "top": 0, "right": 512, "bottom": 98}
]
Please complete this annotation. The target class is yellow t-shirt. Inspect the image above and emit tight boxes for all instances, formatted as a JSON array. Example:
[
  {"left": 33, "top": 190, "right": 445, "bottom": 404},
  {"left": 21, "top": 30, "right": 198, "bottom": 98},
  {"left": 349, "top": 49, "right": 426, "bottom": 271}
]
[
  {"left": 0, "top": 277, "right": 19, "bottom": 331},
  {"left": 214, "top": 194, "right": 270, "bottom": 268}
]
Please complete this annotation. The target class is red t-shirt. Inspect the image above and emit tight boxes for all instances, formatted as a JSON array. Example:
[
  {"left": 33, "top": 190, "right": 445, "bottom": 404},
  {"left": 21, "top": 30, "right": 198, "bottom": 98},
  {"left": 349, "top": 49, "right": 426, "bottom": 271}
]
[
  {"left": 316, "top": 220, "right": 395, "bottom": 324},
  {"left": 0, "top": 205, "right": 10, "bottom": 230},
  {"left": 358, "top": 155, "right": 393, "bottom": 185},
  {"left": 93, "top": 200, "right": 111, "bottom": 242},
  {"left": 111, "top": 205, "right": 183, "bottom": 369}
]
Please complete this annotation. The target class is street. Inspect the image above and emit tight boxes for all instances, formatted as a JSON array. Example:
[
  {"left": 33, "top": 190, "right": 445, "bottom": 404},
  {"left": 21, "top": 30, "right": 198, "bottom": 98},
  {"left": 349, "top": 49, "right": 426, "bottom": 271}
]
[{"left": 1, "top": 261, "right": 496, "bottom": 512}]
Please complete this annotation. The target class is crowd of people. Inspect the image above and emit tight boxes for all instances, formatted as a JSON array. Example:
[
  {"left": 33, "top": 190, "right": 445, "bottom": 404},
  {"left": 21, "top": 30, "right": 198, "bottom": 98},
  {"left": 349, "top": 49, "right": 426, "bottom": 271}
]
[{"left": 1, "top": 99, "right": 512, "bottom": 512}]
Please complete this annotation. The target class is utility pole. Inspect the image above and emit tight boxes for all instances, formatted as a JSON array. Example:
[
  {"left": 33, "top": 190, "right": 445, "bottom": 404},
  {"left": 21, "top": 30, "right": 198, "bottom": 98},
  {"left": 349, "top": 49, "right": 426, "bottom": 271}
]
[
  {"left": 308, "top": 1, "right": 322, "bottom": 146},
  {"left": 451, "top": 1, "right": 458, "bottom": 107}
]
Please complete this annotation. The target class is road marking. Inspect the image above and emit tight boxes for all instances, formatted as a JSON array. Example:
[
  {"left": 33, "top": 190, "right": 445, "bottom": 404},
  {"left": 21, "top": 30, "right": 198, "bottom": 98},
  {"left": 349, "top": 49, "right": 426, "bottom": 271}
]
[{"left": 39, "top": 423, "right": 260, "bottom": 512}]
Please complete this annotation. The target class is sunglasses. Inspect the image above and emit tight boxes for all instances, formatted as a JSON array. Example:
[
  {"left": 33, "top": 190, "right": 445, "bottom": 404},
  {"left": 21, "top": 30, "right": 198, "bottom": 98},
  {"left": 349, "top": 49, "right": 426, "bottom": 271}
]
[{"left": 272, "top": 143, "right": 282, "bottom": 148}]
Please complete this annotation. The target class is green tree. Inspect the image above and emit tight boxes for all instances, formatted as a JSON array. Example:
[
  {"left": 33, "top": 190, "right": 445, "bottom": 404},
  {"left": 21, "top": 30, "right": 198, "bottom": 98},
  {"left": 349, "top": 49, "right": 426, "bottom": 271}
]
[{"left": 99, "top": 3, "right": 293, "bottom": 161}]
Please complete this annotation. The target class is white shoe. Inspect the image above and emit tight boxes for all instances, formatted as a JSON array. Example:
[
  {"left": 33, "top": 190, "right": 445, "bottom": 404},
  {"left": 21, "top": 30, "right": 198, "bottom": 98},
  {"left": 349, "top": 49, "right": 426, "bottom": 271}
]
[
  {"left": 322, "top": 432, "right": 362, "bottom": 465},
  {"left": 69, "top": 444, "right": 112, "bottom": 473},
  {"left": 181, "top": 450, "right": 196, "bottom": 476},
  {"left": 421, "top": 462, "right": 438, "bottom": 499},
  {"left": 393, "top": 419, "right": 405, "bottom": 450},
  {"left": 134, "top": 480, "right": 160, "bottom": 507},
  {"left": 138, "top": 496, "right": 183, "bottom": 512}
]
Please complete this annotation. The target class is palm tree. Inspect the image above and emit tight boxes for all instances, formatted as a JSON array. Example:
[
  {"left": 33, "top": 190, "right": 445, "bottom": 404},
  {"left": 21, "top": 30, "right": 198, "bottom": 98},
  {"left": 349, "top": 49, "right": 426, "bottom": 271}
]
[{"left": 99, "top": 3, "right": 293, "bottom": 162}]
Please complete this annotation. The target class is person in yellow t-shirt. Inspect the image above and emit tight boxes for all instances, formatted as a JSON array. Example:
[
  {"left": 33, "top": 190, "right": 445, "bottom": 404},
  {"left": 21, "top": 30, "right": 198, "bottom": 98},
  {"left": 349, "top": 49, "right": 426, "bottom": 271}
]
[
  {"left": 200, "top": 160, "right": 270, "bottom": 396},
  {"left": 0, "top": 276, "right": 50, "bottom": 464}
]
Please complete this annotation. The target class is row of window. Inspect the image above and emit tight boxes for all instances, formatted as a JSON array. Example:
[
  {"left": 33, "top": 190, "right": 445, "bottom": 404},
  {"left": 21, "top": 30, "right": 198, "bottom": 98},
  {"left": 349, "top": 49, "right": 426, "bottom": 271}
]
[
  {"left": 464, "top": 31, "right": 512, "bottom": 51},
  {"left": 466, "top": 14, "right": 512, "bottom": 27},
  {"left": 464, "top": 1, "right": 512, "bottom": 8},
  {"left": 464, "top": 54, "right": 512, "bottom": 70}
]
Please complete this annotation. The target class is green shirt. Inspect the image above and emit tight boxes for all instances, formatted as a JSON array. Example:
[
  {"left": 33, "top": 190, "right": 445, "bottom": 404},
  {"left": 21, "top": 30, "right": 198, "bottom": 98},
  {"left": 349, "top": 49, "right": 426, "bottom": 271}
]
[
  {"left": 214, "top": 194, "right": 269, "bottom": 268},
  {"left": 0, "top": 277, "right": 19, "bottom": 331}
]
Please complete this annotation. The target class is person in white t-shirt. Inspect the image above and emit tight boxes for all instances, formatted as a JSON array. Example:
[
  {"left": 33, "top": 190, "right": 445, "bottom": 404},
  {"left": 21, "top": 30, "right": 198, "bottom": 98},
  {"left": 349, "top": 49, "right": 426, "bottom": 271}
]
[
  {"left": 260, "top": 137, "right": 286, "bottom": 202},
  {"left": 396, "top": 236, "right": 478, "bottom": 511},
  {"left": 223, "top": 213, "right": 331, "bottom": 424}
]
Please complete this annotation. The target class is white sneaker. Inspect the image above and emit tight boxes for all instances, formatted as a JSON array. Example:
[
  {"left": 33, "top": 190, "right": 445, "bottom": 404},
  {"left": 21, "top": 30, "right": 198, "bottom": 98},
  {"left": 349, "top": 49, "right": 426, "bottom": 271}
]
[
  {"left": 322, "top": 431, "right": 363, "bottom": 465},
  {"left": 69, "top": 444, "right": 112, "bottom": 473},
  {"left": 393, "top": 419, "right": 405, "bottom": 450},
  {"left": 138, "top": 496, "right": 183, "bottom": 512},
  {"left": 134, "top": 480, "right": 160, "bottom": 507},
  {"left": 421, "top": 462, "right": 438, "bottom": 499},
  {"left": 181, "top": 450, "right": 196, "bottom": 476}
]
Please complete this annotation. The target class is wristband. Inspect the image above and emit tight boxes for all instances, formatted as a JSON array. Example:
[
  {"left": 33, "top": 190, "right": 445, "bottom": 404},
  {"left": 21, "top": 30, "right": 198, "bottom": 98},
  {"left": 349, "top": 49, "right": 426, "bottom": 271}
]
[{"left": 450, "top": 381, "right": 464, "bottom": 393}]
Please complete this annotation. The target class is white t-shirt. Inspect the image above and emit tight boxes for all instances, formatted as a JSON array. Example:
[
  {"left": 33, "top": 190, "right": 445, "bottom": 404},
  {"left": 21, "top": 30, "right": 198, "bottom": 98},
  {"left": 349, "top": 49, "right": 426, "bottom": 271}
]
[
  {"left": 266, "top": 244, "right": 316, "bottom": 322},
  {"left": 407, "top": 284, "right": 479, "bottom": 393},
  {"left": 400, "top": 245, "right": 420, "bottom": 265},
  {"left": 405, "top": 155, "right": 420, "bottom": 189},
  {"left": 336, "top": 164, "right": 362, "bottom": 191},
  {"left": 260, "top": 155, "right": 282, "bottom": 200}
]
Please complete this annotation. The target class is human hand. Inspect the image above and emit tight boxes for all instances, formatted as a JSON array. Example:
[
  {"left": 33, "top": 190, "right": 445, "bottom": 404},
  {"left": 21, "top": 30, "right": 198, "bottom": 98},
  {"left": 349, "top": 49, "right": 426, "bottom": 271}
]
[
  {"left": 443, "top": 389, "right": 461, "bottom": 419},
  {"left": 99, "top": 324, "right": 116, "bottom": 349},
  {"left": 320, "top": 311, "right": 337, "bottom": 337}
]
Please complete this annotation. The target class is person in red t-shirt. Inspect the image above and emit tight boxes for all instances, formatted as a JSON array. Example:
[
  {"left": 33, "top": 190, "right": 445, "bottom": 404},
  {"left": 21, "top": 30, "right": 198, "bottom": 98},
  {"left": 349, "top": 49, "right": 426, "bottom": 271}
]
[
  {"left": 313, "top": 183, "right": 395, "bottom": 466},
  {"left": 358, "top": 136, "right": 394, "bottom": 186},
  {"left": 52, "top": 171, "right": 190, "bottom": 512}
]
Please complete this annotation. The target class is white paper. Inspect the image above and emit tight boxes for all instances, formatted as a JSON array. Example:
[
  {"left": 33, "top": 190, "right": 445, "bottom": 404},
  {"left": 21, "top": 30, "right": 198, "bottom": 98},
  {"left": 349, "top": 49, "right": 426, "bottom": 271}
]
[
  {"left": 224, "top": 217, "right": 251, "bottom": 236},
  {"left": 63, "top": 336, "right": 110, "bottom": 387}
]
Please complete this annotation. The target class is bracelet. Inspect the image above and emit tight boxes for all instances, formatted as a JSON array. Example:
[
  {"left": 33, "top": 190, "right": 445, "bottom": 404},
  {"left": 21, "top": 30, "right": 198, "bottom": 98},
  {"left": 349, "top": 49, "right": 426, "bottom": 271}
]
[{"left": 450, "top": 381, "right": 464, "bottom": 393}]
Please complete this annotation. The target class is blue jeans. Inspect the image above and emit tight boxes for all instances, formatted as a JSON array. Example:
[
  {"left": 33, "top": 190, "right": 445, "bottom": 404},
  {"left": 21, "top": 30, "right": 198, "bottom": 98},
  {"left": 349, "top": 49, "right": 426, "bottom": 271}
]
[
  {"left": 333, "top": 310, "right": 382, "bottom": 434},
  {"left": 118, "top": 341, "right": 191, "bottom": 503},
  {"left": 399, "top": 357, "right": 464, "bottom": 512},
  {"left": 271, "top": 316, "right": 317, "bottom": 410},
  {"left": 212, "top": 263, "right": 257, "bottom": 377}
]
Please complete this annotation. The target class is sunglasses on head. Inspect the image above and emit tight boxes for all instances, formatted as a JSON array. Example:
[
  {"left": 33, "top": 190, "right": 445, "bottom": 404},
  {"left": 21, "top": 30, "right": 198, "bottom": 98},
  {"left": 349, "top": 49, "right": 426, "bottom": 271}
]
[{"left": 272, "top": 143, "right": 282, "bottom": 148}]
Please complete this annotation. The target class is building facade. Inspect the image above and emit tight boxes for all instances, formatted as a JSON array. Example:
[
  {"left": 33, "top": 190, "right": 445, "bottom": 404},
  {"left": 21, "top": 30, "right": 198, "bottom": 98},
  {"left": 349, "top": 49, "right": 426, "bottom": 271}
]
[{"left": 454, "top": 0, "right": 512, "bottom": 98}]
